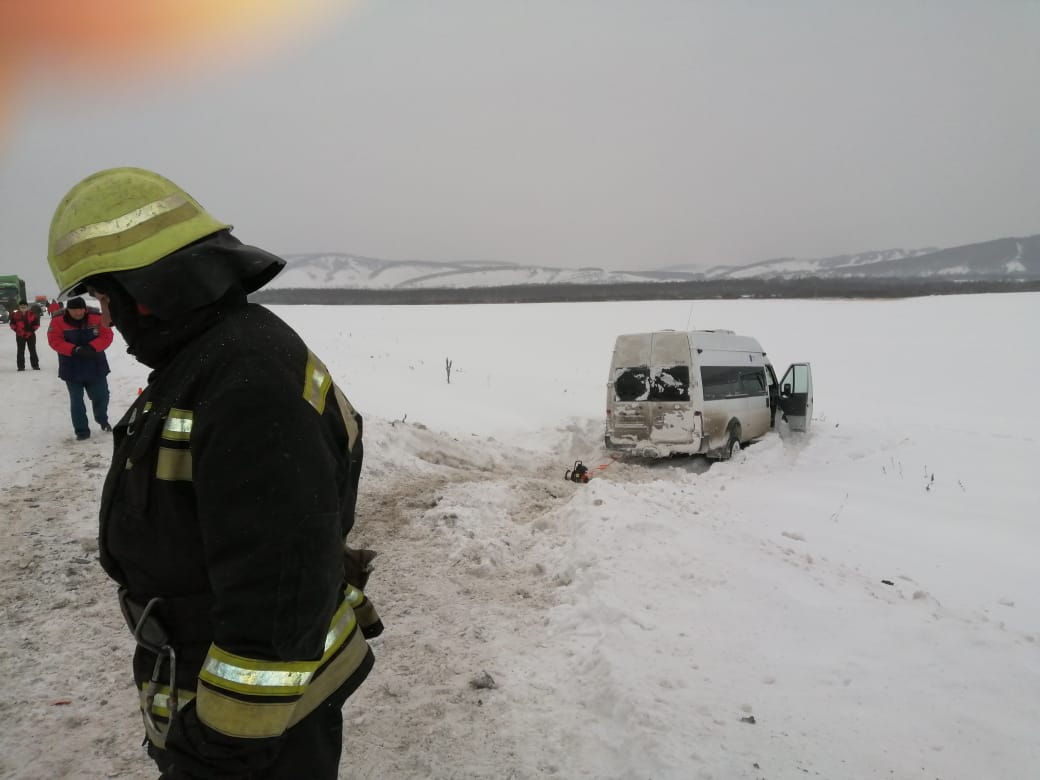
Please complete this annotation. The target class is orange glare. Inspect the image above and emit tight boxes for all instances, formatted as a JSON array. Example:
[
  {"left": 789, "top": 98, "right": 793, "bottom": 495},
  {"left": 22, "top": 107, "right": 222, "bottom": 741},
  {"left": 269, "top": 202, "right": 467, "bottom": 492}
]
[{"left": 0, "top": 0, "right": 349, "bottom": 144}]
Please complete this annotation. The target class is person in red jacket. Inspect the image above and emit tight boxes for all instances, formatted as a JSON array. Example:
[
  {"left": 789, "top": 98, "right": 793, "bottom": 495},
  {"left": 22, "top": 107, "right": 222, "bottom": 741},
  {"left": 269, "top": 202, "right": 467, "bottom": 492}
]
[
  {"left": 9, "top": 300, "right": 41, "bottom": 371},
  {"left": 47, "top": 296, "right": 113, "bottom": 440}
]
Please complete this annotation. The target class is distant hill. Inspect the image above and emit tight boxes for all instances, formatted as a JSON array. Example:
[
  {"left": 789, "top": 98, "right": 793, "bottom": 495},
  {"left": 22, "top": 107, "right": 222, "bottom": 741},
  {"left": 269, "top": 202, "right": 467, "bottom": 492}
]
[
  {"left": 268, "top": 255, "right": 684, "bottom": 290},
  {"left": 268, "top": 233, "right": 1040, "bottom": 291},
  {"left": 714, "top": 236, "right": 1040, "bottom": 281}
]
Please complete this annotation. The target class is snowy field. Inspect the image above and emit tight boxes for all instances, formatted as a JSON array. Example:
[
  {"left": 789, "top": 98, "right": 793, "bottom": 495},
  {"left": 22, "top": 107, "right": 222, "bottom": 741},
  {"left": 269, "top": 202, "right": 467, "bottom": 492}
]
[{"left": 1, "top": 292, "right": 1037, "bottom": 780}]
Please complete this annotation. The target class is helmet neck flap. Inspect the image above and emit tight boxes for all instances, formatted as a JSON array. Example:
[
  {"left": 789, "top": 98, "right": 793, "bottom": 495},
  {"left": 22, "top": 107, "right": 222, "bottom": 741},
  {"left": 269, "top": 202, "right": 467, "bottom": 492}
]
[
  {"left": 88, "top": 231, "right": 285, "bottom": 368},
  {"left": 100, "top": 229, "right": 284, "bottom": 319}
]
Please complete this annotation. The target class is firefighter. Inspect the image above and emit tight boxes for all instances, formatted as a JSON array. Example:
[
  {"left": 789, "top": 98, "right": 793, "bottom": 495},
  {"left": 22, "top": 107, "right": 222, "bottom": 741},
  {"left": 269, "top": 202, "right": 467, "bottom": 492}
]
[
  {"left": 9, "top": 299, "right": 41, "bottom": 370},
  {"left": 46, "top": 167, "right": 383, "bottom": 779}
]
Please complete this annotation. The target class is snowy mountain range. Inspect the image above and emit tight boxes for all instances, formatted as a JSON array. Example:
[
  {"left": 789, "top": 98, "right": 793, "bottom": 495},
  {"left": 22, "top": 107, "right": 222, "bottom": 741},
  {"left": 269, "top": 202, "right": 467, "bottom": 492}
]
[{"left": 269, "top": 233, "right": 1040, "bottom": 290}]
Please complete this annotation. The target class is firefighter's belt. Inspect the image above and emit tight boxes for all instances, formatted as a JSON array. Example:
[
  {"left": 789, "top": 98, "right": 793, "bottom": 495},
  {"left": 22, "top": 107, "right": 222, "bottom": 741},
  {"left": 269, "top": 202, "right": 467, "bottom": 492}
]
[{"left": 118, "top": 587, "right": 214, "bottom": 648}]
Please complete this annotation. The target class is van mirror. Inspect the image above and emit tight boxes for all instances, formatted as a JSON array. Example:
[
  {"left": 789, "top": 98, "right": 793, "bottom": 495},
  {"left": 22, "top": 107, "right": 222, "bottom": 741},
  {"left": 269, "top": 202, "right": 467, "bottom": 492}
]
[{"left": 783, "top": 383, "right": 792, "bottom": 396}]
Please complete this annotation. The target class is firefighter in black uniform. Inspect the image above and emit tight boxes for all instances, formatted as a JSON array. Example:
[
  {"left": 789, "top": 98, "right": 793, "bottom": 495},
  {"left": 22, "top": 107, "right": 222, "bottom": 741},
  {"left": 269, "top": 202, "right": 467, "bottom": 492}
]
[{"left": 46, "top": 167, "right": 383, "bottom": 779}]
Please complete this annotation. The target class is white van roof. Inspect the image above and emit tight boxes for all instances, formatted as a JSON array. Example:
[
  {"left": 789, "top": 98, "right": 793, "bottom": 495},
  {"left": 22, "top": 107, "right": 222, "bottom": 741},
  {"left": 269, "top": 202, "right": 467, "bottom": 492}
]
[
  {"left": 689, "top": 330, "right": 765, "bottom": 354},
  {"left": 614, "top": 330, "right": 765, "bottom": 355}
]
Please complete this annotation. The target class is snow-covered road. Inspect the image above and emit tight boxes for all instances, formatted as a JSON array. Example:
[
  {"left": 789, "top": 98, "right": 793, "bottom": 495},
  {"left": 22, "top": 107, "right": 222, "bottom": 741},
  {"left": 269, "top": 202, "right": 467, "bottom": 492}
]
[{"left": 2, "top": 294, "right": 1037, "bottom": 779}]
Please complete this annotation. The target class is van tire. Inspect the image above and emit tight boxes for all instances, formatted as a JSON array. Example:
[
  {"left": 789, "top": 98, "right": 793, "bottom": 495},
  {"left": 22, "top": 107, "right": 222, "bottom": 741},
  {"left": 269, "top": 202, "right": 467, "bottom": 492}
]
[
  {"left": 721, "top": 423, "right": 742, "bottom": 461},
  {"left": 726, "top": 437, "right": 741, "bottom": 460}
]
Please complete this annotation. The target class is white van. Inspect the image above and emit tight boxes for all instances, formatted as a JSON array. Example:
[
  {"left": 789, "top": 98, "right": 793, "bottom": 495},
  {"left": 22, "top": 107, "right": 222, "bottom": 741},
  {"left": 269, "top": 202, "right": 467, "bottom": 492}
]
[{"left": 605, "top": 329, "right": 812, "bottom": 459}]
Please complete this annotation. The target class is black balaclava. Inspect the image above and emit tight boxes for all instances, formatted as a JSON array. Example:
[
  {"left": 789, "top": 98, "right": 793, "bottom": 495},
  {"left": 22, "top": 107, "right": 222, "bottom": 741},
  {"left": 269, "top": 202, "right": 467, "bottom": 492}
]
[{"left": 86, "top": 230, "right": 285, "bottom": 368}]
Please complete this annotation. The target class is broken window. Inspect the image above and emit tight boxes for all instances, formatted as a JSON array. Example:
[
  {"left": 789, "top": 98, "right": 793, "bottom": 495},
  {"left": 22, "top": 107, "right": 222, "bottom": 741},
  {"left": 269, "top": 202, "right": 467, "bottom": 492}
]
[
  {"left": 614, "top": 366, "right": 650, "bottom": 401},
  {"left": 649, "top": 365, "right": 690, "bottom": 401}
]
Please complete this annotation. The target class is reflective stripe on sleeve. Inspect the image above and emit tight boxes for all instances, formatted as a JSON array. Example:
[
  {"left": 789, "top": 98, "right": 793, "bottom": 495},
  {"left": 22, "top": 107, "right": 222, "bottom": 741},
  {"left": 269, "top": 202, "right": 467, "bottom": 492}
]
[
  {"left": 195, "top": 595, "right": 364, "bottom": 739},
  {"left": 300, "top": 351, "right": 360, "bottom": 451},
  {"left": 286, "top": 622, "right": 370, "bottom": 728},
  {"left": 200, "top": 649, "right": 315, "bottom": 697},
  {"left": 333, "top": 385, "right": 360, "bottom": 452}
]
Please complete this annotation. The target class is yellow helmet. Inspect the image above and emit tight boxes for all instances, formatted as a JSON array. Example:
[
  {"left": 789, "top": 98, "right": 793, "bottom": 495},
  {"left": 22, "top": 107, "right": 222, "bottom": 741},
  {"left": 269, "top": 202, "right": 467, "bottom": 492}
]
[{"left": 48, "top": 167, "right": 230, "bottom": 296}]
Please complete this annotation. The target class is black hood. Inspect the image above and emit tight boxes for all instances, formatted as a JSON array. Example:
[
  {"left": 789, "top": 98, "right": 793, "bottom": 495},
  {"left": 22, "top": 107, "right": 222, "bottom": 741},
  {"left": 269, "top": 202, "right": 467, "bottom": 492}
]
[
  {"left": 90, "top": 277, "right": 240, "bottom": 369},
  {"left": 102, "top": 230, "right": 284, "bottom": 320},
  {"left": 85, "top": 231, "right": 284, "bottom": 368}
]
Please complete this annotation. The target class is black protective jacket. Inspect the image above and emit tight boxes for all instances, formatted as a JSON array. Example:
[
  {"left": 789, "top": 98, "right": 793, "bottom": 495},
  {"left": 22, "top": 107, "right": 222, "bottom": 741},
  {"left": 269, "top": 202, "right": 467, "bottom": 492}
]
[{"left": 100, "top": 301, "right": 380, "bottom": 777}]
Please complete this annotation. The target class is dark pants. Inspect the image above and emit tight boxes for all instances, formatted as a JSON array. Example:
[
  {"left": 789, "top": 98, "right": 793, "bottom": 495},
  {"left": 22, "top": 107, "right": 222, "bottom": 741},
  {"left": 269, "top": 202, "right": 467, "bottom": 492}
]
[
  {"left": 148, "top": 694, "right": 348, "bottom": 779},
  {"left": 15, "top": 334, "right": 39, "bottom": 370},
  {"left": 65, "top": 377, "right": 110, "bottom": 436}
]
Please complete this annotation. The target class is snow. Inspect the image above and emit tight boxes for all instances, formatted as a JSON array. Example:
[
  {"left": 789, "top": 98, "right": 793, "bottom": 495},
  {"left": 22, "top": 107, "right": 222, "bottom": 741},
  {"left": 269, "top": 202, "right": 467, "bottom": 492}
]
[
  {"left": 267, "top": 256, "right": 660, "bottom": 291},
  {"left": 2, "top": 293, "right": 1038, "bottom": 779},
  {"left": 726, "top": 260, "right": 825, "bottom": 278}
]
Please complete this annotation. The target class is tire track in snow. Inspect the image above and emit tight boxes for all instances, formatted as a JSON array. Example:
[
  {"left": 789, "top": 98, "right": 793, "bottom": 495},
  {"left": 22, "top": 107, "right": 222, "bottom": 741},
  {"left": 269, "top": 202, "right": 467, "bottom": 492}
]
[{"left": 343, "top": 418, "right": 646, "bottom": 778}]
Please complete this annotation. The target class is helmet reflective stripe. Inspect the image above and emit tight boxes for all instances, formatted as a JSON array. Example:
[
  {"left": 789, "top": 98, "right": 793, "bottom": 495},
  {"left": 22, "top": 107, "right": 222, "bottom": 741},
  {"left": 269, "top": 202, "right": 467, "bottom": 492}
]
[
  {"left": 48, "top": 167, "right": 229, "bottom": 297},
  {"left": 52, "top": 194, "right": 196, "bottom": 267}
]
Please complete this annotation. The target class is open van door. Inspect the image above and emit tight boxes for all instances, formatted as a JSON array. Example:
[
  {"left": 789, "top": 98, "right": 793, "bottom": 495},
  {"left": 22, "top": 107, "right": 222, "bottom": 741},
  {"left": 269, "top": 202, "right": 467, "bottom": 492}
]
[{"left": 778, "top": 363, "right": 813, "bottom": 432}]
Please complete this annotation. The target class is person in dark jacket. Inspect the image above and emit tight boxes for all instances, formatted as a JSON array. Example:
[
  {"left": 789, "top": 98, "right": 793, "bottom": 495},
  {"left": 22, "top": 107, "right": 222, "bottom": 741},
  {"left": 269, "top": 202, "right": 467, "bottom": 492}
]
[
  {"left": 9, "top": 300, "right": 41, "bottom": 371},
  {"left": 47, "top": 296, "right": 113, "bottom": 439},
  {"left": 46, "top": 167, "right": 381, "bottom": 780}
]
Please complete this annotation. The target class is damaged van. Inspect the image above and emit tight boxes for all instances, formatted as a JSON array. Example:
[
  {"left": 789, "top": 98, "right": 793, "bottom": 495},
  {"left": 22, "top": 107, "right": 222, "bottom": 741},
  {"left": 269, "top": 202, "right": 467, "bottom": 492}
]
[{"left": 605, "top": 329, "right": 812, "bottom": 459}]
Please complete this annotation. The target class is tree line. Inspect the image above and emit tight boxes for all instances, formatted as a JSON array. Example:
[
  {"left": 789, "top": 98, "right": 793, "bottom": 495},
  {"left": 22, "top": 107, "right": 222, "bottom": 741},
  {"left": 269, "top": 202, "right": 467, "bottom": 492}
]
[{"left": 251, "top": 278, "right": 1040, "bottom": 306}]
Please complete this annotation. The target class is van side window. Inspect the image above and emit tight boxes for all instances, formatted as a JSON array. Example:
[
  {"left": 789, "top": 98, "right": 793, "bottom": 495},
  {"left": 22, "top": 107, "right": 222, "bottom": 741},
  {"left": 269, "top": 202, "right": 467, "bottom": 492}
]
[
  {"left": 649, "top": 365, "right": 690, "bottom": 401},
  {"left": 701, "top": 366, "right": 741, "bottom": 400},
  {"left": 739, "top": 369, "right": 766, "bottom": 397},
  {"left": 702, "top": 366, "right": 765, "bottom": 400},
  {"left": 614, "top": 366, "right": 650, "bottom": 401}
]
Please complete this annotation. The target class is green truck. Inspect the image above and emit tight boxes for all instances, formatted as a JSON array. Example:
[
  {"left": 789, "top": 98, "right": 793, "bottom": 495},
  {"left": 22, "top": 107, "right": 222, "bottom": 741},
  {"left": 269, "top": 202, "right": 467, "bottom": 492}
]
[{"left": 0, "top": 275, "right": 28, "bottom": 324}]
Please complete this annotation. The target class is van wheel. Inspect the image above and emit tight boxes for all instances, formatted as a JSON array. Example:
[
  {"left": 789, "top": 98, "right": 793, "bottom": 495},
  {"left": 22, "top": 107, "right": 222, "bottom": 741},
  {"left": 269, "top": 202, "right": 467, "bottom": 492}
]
[
  {"left": 727, "top": 437, "right": 741, "bottom": 460},
  {"left": 721, "top": 425, "right": 741, "bottom": 461}
]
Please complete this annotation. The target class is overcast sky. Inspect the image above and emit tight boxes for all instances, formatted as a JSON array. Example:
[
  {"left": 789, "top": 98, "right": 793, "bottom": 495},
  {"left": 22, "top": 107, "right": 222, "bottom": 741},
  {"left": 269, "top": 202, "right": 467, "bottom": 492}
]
[{"left": 1, "top": 0, "right": 1038, "bottom": 296}]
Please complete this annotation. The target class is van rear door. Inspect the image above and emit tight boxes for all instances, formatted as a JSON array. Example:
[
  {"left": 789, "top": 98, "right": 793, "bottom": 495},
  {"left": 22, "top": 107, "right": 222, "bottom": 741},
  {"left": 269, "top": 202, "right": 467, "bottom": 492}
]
[
  {"left": 778, "top": 363, "right": 813, "bottom": 432},
  {"left": 647, "top": 331, "right": 695, "bottom": 444},
  {"left": 610, "top": 335, "right": 654, "bottom": 442}
]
